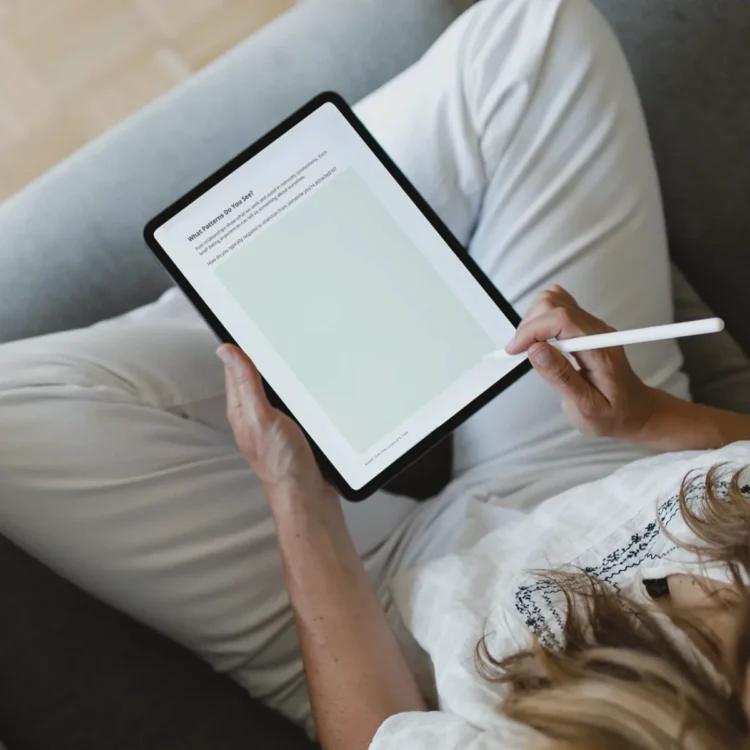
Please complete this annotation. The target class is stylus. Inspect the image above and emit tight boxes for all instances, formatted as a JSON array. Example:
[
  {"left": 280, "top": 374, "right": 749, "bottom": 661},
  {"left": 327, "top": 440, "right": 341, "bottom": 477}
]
[{"left": 487, "top": 318, "right": 725, "bottom": 361}]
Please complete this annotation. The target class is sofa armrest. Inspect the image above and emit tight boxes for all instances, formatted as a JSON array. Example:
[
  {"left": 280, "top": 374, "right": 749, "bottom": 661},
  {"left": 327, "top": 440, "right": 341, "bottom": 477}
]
[{"left": 0, "top": 0, "right": 470, "bottom": 344}]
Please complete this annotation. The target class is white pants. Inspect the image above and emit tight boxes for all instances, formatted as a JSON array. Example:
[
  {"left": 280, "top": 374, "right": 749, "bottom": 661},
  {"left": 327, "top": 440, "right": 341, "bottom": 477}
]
[{"left": 0, "top": 0, "right": 687, "bottom": 730}]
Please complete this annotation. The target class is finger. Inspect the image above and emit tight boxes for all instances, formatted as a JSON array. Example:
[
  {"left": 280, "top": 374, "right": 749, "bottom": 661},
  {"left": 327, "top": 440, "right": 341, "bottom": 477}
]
[
  {"left": 509, "top": 286, "right": 583, "bottom": 353},
  {"left": 506, "top": 307, "right": 592, "bottom": 354},
  {"left": 524, "top": 294, "right": 555, "bottom": 321},
  {"left": 223, "top": 351, "right": 239, "bottom": 408},
  {"left": 222, "top": 361, "right": 261, "bottom": 459},
  {"left": 528, "top": 342, "right": 605, "bottom": 410},
  {"left": 524, "top": 284, "right": 579, "bottom": 321},
  {"left": 545, "top": 284, "right": 577, "bottom": 306},
  {"left": 217, "top": 345, "right": 273, "bottom": 428},
  {"left": 522, "top": 287, "right": 565, "bottom": 323}
]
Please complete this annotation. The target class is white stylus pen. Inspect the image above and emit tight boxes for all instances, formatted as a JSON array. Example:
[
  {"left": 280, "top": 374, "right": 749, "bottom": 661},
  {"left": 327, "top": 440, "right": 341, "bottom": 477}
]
[{"left": 487, "top": 318, "right": 725, "bottom": 361}]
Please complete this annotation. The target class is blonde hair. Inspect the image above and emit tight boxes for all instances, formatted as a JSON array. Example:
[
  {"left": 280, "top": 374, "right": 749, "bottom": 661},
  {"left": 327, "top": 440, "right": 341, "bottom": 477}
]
[{"left": 478, "top": 466, "right": 750, "bottom": 749}]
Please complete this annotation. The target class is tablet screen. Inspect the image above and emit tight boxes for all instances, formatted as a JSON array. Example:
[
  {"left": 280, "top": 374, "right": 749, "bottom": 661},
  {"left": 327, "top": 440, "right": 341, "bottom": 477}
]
[{"left": 152, "top": 100, "right": 522, "bottom": 492}]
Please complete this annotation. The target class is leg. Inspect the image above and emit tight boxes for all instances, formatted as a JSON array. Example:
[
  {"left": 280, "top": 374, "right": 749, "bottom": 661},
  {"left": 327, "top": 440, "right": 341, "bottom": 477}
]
[
  {"left": 356, "top": 0, "right": 689, "bottom": 483},
  {"left": 0, "top": 0, "right": 690, "bottom": 733},
  {"left": 0, "top": 289, "right": 417, "bottom": 730}
]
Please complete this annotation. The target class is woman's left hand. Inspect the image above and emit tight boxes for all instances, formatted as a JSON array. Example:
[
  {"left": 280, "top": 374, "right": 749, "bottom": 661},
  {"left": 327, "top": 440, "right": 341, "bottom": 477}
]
[{"left": 217, "top": 344, "right": 331, "bottom": 499}]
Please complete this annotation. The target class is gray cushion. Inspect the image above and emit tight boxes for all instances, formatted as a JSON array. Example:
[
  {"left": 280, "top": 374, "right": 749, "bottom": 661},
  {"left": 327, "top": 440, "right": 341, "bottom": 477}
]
[
  {"left": 591, "top": 0, "right": 750, "bottom": 355},
  {"left": 0, "top": 0, "right": 470, "bottom": 344},
  {"left": 673, "top": 266, "right": 750, "bottom": 414},
  {"left": 0, "top": 534, "right": 314, "bottom": 750}
]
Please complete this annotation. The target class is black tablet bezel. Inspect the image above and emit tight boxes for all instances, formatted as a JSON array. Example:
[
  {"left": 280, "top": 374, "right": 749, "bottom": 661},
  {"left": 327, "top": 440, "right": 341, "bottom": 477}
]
[{"left": 144, "top": 91, "right": 531, "bottom": 501}]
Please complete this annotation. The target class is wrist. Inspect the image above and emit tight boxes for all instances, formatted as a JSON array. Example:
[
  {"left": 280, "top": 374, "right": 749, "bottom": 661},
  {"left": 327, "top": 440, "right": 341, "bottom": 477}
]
[
  {"left": 264, "top": 476, "right": 342, "bottom": 525},
  {"left": 624, "top": 387, "right": 708, "bottom": 451},
  {"left": 620, "top": 384, "right": 664, "bottom": 446}
]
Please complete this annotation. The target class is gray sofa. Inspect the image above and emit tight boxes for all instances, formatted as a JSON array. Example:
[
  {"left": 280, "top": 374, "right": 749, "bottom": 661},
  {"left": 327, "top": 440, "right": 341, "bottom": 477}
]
[{"left": 0, "top": 0, "right": 748, "bottom": 748}]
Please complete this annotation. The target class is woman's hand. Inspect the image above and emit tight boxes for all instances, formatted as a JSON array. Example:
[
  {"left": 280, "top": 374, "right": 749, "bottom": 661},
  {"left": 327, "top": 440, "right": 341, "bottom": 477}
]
[
  {"left": 506, "top": 285, "right": 658, "bottom": 442},
  {"left": 217, "top": 344, "right": 334, "bottom": 503}
]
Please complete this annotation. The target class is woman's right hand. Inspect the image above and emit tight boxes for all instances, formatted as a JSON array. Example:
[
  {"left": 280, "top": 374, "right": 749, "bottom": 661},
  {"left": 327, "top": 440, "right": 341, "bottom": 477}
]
[{"left": 505, "top": 285, "right": 659, "bottom": 442}]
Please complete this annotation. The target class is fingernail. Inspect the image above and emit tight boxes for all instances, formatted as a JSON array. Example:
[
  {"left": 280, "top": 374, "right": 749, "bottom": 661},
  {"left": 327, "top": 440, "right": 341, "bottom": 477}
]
[
  {"left": 530, "top": 344, "right": 553, "bottom": 367},
  {"left": 216, "top": 345, "right": 237, "bottom": 367}
]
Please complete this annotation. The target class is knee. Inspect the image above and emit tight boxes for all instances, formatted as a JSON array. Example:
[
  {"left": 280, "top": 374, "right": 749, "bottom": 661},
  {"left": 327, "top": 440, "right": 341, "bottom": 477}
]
[
  {"left": 0, "top": 335, "right": 120, "bottom": 396},
  {"left": 0, "top": 341, "right": 134, "bottom": 471},
  {"left": 464, "top": 0, "right": 625, "bottom": 99}
]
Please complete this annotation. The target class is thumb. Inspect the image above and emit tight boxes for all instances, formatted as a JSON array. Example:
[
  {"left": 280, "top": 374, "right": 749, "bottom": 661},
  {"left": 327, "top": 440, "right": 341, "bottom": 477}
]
[
  {"left": 528, "top": 342, "right": 601, "bottom": 409},
  {"left": 217, "top": 344, "right": 272, "bottom": 427}
]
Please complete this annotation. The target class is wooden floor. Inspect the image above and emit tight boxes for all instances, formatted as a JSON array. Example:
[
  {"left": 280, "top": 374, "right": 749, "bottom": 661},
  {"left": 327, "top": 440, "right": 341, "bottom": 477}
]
[{"left": 0, "top": 0, "right": 295, "bottom": 201}]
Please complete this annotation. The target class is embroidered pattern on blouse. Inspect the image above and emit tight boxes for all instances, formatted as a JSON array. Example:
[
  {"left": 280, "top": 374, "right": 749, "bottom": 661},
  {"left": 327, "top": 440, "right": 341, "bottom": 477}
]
[{"left": 514, "top": 479, "right": 744, "bottom": 647}]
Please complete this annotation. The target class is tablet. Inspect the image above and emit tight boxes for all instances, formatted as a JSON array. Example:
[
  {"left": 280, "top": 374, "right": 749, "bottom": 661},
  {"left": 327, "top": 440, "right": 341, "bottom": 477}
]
[{"left": 144, "top": 93, "right": 530, "bottom": 500}]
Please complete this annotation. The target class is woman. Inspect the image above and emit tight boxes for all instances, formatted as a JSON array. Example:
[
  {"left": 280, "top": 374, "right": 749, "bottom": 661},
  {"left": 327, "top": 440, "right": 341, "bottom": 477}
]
[
  {"left": 218, "top": 285, "right": 750, "bottom": 749},
  {"left": 0, "top": 0, "right": 747, "bottom": 746}
]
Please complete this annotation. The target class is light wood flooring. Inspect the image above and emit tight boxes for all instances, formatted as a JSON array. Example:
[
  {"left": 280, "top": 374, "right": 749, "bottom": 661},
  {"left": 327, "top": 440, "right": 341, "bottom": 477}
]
[{"left": 0, "top": 0, "right": 295, "bottom": 201}]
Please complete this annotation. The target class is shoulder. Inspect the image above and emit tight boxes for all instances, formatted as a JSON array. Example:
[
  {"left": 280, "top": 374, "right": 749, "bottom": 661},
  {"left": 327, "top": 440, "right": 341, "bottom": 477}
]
[{"left": 370, "top": 710, "right": 532, "bottom": 750}]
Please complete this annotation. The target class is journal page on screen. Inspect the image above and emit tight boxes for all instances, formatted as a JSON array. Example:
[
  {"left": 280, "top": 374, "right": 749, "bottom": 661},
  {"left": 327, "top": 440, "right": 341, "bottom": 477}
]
[{"left": 154, "top": 102, "right": 519, "bottom": 490}]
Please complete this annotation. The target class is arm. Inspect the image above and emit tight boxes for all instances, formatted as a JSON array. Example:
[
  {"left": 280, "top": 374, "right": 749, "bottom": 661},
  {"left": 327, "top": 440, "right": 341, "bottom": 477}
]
[
  {"left": 506, "top": 285, "right": 750, "bottom": 453},
  {"left": 270, "top": 486, "right": 426, "bottom": 749},
  {"left": 217, "top": 346, "right": 426, "bottom": 750},
  {"left": 632, "top": 389, "right": 750, "bottom": 452}
]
